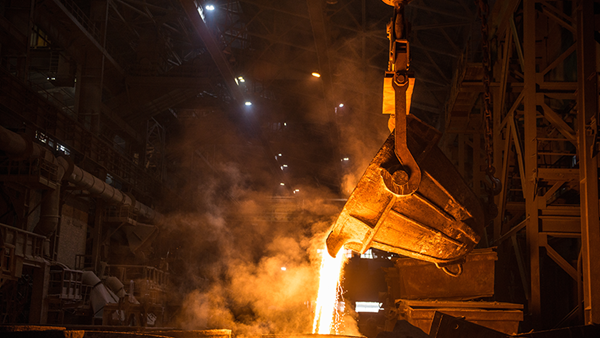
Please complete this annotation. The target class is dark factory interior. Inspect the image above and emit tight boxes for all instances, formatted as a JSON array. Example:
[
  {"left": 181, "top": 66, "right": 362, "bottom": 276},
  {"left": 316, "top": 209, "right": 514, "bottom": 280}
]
[{"left": 0, "top": 0, "right": 599, "bottom": 337}]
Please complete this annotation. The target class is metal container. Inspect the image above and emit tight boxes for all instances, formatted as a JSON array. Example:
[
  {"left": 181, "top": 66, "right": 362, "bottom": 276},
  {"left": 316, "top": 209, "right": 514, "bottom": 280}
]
[
  {"left": 390, "top": 248, "right": 497, "bottom": 300},
  {"left": 395, "top": 300, "right": 523, "bottom": 335},
  {"left": 327, "top": 116, "right": 484, "bottom": 264},
  {"left": 150, "top": 329, "right": 232, "bottom": 338},
  {"left": 262, "top": 335, "right": 364, "bottom": 338}
]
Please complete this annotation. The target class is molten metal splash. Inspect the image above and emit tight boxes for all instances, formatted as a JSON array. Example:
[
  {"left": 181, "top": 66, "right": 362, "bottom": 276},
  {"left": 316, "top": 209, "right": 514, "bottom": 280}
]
[{"left": 312, "top": 248, "right": 347, "bottom": 334}]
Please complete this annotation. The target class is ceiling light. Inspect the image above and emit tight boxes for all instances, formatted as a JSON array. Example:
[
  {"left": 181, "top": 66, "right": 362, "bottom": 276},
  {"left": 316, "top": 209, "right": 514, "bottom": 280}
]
[
  {"left": 278, "top": 153, "right": 282, "bottom": 156},
  {"left": 339, "top": 103, "right": 344, "bottom": 107},
  {"left": 312, "top": 72, "right": 321, "bottom": 78},
  {"left": 280, "top": 183, "right": 285, "bottom": 186},
  {"left": 238, "top": 76, "right": 245, "bottom": 82},
  {"left": 205, "top": 4, "right": 215, "bottom": 10},
  {"left": 245, "top": 101, "right": 252, "bottom": 106},
  {"left": 281, "top": 267, "right": 287, "bottom": 271}
]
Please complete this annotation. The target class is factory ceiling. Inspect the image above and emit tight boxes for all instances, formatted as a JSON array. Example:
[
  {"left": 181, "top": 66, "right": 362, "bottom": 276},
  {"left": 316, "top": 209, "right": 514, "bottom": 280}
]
[{"left": 7, "top": 0, "right": 480, "bottom": 196}]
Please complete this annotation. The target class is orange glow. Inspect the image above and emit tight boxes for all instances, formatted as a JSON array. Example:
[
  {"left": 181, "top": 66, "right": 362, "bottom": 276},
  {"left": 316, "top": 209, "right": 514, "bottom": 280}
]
[
  {"left": 312, "top": 247, "right": 347, "bottom": 334},
  {"left": 312, "top": 72, "right": 321, "bottom": 78}
]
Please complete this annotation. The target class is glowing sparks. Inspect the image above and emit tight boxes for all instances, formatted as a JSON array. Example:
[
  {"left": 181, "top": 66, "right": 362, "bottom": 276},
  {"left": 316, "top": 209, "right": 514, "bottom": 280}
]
[{"left": 312, "top": 247, "right": 347, "bottom": 334}]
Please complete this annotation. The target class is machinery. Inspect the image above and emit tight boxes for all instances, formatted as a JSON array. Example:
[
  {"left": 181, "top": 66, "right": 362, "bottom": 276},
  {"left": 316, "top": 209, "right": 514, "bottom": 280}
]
[{"left": 326, "top": 0, "right": 485, "bottom": 270}]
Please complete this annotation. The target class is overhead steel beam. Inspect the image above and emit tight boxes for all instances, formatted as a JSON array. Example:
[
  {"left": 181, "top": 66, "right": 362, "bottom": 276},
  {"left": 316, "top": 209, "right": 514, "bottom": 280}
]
[{"left": 180, "top": 0, "right": 246, "bottom": 103}]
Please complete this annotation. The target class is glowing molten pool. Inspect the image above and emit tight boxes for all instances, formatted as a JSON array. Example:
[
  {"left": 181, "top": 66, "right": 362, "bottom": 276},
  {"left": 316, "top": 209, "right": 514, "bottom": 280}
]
[{"left": 312, "top": 248, "right": 347, "bottom": 334}]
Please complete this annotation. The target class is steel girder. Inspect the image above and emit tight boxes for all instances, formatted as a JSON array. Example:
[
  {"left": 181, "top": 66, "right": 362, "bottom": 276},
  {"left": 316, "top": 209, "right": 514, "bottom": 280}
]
[{"left": 481, "top": 0, "right": 596, "bottom": 329}]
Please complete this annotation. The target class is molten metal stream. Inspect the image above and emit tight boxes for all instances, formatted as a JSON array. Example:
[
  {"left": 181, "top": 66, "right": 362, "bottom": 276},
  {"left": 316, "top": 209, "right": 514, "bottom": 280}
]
[{"left": 312, "top": 248, "right": 347, "bottom": 334}]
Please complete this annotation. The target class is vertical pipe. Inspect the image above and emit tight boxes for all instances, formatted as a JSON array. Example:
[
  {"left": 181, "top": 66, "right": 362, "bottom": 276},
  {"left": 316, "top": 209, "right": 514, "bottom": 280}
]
[{"left": 34, "top": 152, "right": 65, "bottom": 236}]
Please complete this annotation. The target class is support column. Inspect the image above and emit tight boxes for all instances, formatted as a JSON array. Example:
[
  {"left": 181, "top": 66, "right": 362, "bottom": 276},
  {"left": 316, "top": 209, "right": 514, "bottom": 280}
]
[
  {"left": 523, "top": 0, "right": 541, "bottom": 322},
  {"left": 29, "top": 262, "right": 50, "bottom": 324},
  {"left": 577, "top": 0, "right": 600, "bottom": 325},
  {"left": 91, "top": 199, "right": 104, "bottom": 273},
  {"left": 472, "top": 132, "right": 482, "bottom": 197},
  {"left": 458, "top": 133, "right": 466, "bottom": 178},
  {"left": 74, "top": 0, "right": 107, "bottom": 135},
  {"left": 492, "top": 85, "right": 503, "bottom": 242}
]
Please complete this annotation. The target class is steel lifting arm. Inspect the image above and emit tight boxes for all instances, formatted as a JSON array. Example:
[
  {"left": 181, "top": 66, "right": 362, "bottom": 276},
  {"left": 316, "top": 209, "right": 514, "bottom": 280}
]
[{"left": 382, "top": 0, "right": 421, "bottom": 196}]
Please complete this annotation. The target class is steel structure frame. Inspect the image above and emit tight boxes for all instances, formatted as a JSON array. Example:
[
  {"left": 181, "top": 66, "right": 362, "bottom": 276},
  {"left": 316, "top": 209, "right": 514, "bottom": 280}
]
[
  {"left": 441, "top": 0, "right": 600, "bottom": 329},
  {"left": 481, "top": 0, "right": 598, "bottom": 328},
  {"left": 575, "top": 0, "right": 600, "bottom": 325}
]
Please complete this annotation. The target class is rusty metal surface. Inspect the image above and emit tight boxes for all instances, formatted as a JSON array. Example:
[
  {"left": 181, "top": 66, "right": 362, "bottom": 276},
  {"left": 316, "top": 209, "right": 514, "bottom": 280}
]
[
  {"left": 261, "top": 335, "right": 364, "bottom": 338},
  {"left": 397, "top": 300, "right": 522, "bottom": 335},
  {"left": 390, "top": 248, "right": 497, "bottom": 300},
  {"left": 514, "top": 324, "right": 600, "bottom": 337},
  {"left": 326, "top": 115, "right": 484, "bottom": 264},
  {"left": 0, "top": 326, "right": 230, "bottom": 338},
  {"left": 149, "top": 330, "right": 232, "bottom": 338},
  {"left": 428, "top": 312, "right": 510, "bottom": 338}
]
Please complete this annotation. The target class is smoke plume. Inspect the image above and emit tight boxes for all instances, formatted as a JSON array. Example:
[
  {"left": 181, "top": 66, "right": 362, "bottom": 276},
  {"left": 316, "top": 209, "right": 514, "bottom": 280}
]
[{"left": 163, "top": 159, "right": 363, "bottom": 336}]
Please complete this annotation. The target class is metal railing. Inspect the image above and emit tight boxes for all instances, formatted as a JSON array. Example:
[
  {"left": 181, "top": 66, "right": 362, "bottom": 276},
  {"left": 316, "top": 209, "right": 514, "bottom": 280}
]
[
  {"left": 49, "top": 266, "right": 83, "bottom": 300},
  {"left": 0, "top": 223, "right": 49, "bottom": 287},
  {"left": 104, "top": 264, "right": 169, "bottom": 305}
]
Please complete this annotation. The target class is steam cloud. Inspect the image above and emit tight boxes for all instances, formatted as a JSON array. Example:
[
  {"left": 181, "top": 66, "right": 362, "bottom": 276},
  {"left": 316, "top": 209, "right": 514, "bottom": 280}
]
[
  {"left": 162, "top": 23, "right": 390, "bottom": 338},
  {"left": 163, "top": 161, "right": 363, "bottom": 337}
]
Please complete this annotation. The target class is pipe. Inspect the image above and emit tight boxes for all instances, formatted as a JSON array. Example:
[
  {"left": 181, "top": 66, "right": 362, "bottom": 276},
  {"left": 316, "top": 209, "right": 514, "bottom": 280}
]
[
  {"left": 104, "top": 276, "right": 126, "bottom": 298},
  {"left": 56, "top": 157, "right": 163, "bottom": 223},
  {"left": 59, "top": 156, "right": 131, "bottom": 205},
  {"left": 35, "top": 151, "right": 65, "bottom": 236},
  {"left": 0, "top": 126, "right": 65, "bottom": 235},
  {"left": 0, "top": 126, "right": 29, "bottom": 156},
  {"left": 0, "top": 125, "right": 163, "bottom": 231},
  {"left": 82, "top": 271, "right": 119, "bottom": 319},
  {"left": 0, "top": 126, "right": 43, "bottom": 160}
]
